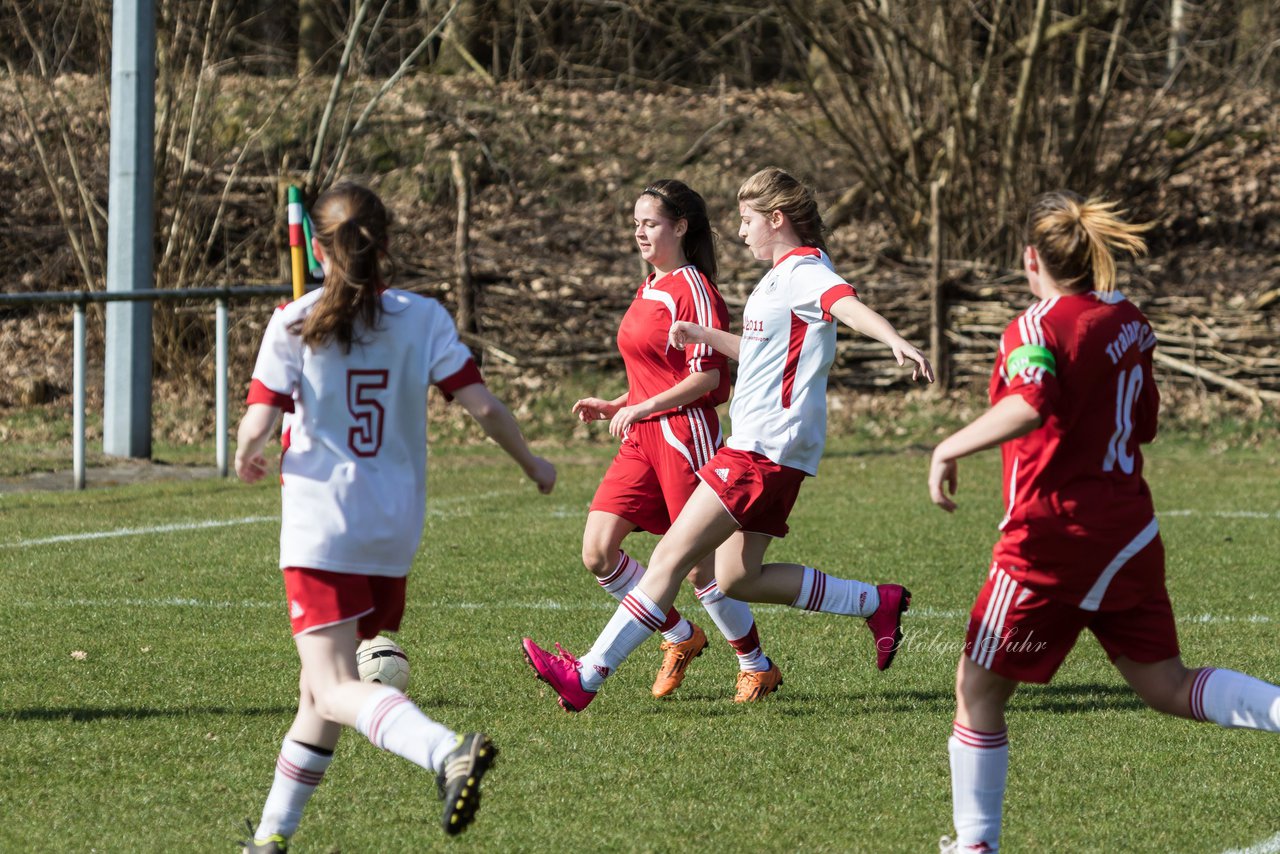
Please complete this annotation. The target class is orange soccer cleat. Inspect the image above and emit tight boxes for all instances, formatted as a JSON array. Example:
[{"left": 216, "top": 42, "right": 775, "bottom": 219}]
[
  {"left": 651, "top": 623, "right": 708, "bottom": 697},
  {"left": 734, "top": 661, "right": 783, "bottom": 703}
]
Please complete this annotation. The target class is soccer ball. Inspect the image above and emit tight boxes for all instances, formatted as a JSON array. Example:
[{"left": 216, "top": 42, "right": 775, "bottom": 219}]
[{"left": 356, "top": 635, "right": 410, "bottom": 691}]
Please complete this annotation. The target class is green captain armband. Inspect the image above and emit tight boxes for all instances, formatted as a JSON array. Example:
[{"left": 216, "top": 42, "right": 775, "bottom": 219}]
[{"left": 1004, "top": 344, "right": 1056, "bottom": 381}]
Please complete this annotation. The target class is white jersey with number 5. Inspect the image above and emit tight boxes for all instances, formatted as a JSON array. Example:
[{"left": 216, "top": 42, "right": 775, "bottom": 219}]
[
  {"left": 726, "top": 248, "right": 857, "bottom": 475},
  {"left": 248, "top": 288, "right": 482, "bottom": 577}
]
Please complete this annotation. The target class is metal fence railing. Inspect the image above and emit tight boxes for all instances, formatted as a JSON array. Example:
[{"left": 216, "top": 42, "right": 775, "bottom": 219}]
[{"left": 0, "top": 285, "right": 293, "bottom": 489}]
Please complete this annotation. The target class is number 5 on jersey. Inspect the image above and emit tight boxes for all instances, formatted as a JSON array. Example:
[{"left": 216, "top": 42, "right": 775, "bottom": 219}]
[{"left": 348, "top": 369, "right": 389, "bottom": 457}]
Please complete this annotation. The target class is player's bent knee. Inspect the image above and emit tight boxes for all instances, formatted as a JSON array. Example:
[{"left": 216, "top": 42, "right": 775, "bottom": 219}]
[
  {"left": 1137, "top": 679, "right": 1189, "bottom": 717},
  {"left": 309, "top": 682, "right": 355, "bottom": 724},
  {"left": 581, "top": 545, "right": 614, "bottom": 578},
  {"left": 717, "top": 572, "right": 753, "bottom": 600},
  {"left": 1117, "top": 657, "right": 1195, "bottom": 718}
]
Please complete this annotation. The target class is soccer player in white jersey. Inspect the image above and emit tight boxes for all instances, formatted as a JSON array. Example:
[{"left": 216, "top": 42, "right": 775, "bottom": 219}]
[
  {"left": 570, "top": 180, "right": 780, "bottom": 703},
  {"left": 929, "top": 191, "right": 1280, "bottom": 853},
  {"left": 235, "top": 182, "right": 555, "bottom": 852},
  {"left": 523, "top": 167, "right": 933, "bottom": 712}
]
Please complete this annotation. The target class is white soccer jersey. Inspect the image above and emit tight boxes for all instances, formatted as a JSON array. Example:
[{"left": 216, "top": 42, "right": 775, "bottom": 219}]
[
  {"left": 725, "top": 248, "right": 856, "bottom": 475},
  {"left": 248, "top": 288, "right": 481, "bottom": 577}
]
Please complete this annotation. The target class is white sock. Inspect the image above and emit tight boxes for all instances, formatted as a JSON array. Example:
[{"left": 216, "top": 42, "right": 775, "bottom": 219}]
[
  {"left": 597, "top": 551, "right": 643, "bottom": 597},
  {"left": 949, "top": 722, "right": 1008, "bottom": 852},
  {"left": 354, "top": 686, "right": 456, "bottom": 772},
  {"left": 255, "top": 738, "right": 333, "bottom": 840},
  {"left": 696, "top": 581, "right": 768, "bottom": 671},
  {"left": 599, "top": 551, "right": 692, "bottom": 644},
  {"left": 1191, "top": 667, "right": 1280, "bottom": 731},
  {"left": 793, "top": 566, "right": 879, "bottom": 617},
  {"left": 579, "top": 589, "right": 665, "bottom": 691}
]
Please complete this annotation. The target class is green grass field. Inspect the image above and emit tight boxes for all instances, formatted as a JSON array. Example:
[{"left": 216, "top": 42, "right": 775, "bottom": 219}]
[{"left": 1, "top": 433, "right": 1278, "bottom": 853}]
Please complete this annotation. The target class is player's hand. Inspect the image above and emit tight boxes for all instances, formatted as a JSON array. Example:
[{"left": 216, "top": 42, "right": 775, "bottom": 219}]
[
  {"left": 608, "top": 404, "right": 648, "bottom": 439},
  {"left": 893, "top": 341, "right": 935, "bottom": 383},
  {"left": 235, "top": 449, "right": 269, "bottom": 484},
  {"left": 928, "top": 453, "right": 958, "bottom": 512},
  {"left": 572, "top": 397, "right": 618, "bottom": 423},
  {"left": 668, "top": 321, "right": 704, "bottom": 350},
  {"left": 525, "top": 456, "right": 557, "bottom": 494}
]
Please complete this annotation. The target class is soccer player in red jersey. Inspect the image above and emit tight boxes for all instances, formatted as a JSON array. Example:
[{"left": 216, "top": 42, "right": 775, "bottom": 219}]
[
  {"left": 523, "top": 167, "right": 932, "bottom": 712},
  {"left": 571, "top": 180, "right": 780, "bottom": 702},
  {"left": 235, "top": 182, "right": 555, "bottom": 851},
  {"left": 931, "top": 191, "right": 1280, "bottom": 853}
]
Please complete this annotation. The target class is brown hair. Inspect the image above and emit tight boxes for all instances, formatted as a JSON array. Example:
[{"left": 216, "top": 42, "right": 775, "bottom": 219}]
[
  {"left": 1024, "top": 190, "right": 1151, "bottom": 294},
  {"left": 737, "top": 167, "right": 829, "bottom": 256},
  {"left": 296, "top": 181, "right": 393, "bottom": 351},
  {"left": 641, "top": 179, "right": 718, "bottom": 283}
]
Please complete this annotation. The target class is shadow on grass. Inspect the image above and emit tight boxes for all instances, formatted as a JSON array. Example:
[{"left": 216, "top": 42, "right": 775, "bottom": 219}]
[
  {"left": 881, "top": 681, "right": 1147, "bottom": 714},
  {"left": 651, "top": 681, "right": 1148, "bottom": 717},
  {"left": 1011, "top": 681, "right": 1148, "bottom": 713},
  {"left": 5, "top": 705, "right": 295, "bottom": 722}
]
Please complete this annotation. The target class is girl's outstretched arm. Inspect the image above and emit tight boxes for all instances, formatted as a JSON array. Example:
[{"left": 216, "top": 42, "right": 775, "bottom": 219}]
[
  {"left": 452, "top": 383, "right": 557, "bottom": 494},
  {"left": 828, "top": 296, "right": 934, "bottom": 383}
]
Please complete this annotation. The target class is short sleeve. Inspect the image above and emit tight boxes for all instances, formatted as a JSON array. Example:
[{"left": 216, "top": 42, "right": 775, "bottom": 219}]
[
  {"left": 247, "top": 305, "right": 302, "bottom": 411},
  {"left": 424, "top": 301, "right": 485, "bottom": 400},
  {"left": 671, "top": 267, "right": 730, "bottom": 375},
  {"left": 789, "top": 258, "right": 858, "bottom": 324},
  {"left": 991, "top": 316, "right": 1060, "bottom": 417}
]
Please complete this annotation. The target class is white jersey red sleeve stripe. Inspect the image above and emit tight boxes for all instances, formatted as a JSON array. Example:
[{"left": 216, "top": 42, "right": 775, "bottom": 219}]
[
  {"left": 435, "top": 359, "right": 483, "bottom": 400},
  {"left": 819, "top": 284, "right": 857, "bottom": 321},
  {"left": 247, "top": 378, "right": 295, "bottom": 411}
]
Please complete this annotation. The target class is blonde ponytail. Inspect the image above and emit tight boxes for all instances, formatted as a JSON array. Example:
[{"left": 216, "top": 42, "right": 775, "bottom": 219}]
[{"left": 1025, "top": 191, "right": 1151, "bottom": 293}]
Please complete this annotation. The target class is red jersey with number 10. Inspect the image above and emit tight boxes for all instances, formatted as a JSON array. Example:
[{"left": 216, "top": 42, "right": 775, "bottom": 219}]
[
  {"left": 989, "top": 290, "right": 1161, "bottom": 610},
  {"left": 617, "top": 265, "right": 731, "bottom": 419}
]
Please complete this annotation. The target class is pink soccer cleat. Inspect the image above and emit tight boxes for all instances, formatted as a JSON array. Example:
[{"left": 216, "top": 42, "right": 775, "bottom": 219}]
[
  {"left": 521, "top": 638, "right": 597, "bottom": 712},
  {"left": 866, "top": 584, "right": 911, "bottom": 671}
]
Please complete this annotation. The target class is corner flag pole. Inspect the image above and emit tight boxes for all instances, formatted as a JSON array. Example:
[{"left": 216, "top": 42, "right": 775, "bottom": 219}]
[{"left": 287, "top": 185, "right": 306, "bottom": 300}]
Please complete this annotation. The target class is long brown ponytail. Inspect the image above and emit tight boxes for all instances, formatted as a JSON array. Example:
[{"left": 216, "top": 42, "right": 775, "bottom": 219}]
[
  {"left": 1025, "top": 191, "right": 1151, "bottom": 293},
  {"left": 296, "top": 182, "right": 393, "bottom": 351}
]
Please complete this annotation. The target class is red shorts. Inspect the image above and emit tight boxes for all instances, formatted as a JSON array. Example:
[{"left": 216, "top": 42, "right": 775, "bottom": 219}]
[
  {"left": 283, "top": 567, "right": 406, "bottom": 639},
  {"left": 590, "top": 410, "right": 721, "bottom": 535},
  {"left": 964, "top": 563, "right": 1180, "bottom": 683},
  {"left": 696, "top": 447, "right": 807, "bottom": 539}
]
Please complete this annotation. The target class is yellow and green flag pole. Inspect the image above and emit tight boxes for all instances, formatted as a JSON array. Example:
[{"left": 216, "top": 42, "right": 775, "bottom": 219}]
[{"left": 287, "top": 185, "right": 307, "bottom": 300}]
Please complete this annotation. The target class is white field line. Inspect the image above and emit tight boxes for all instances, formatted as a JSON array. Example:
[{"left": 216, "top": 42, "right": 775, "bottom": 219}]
[
  {"left": 5, "top": 503, "right": 1268, "bottom": 550},
  {"left": 3, "top": 516, "right": 277, "bottom": 548},
  {"left": 1223, "top": 833, "right": 1280, "bottom": 854},
  {"left": 1, "top": 491, "right": 521, "bottom": 549}
]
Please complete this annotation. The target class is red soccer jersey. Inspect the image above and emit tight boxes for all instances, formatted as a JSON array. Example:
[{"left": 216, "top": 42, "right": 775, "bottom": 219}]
[
  {"left": 617, "top": 265, "right": 731, "bottom": 419},
  {"left": 989, "top": 290, "right": 1162, "bottom": 610}
]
